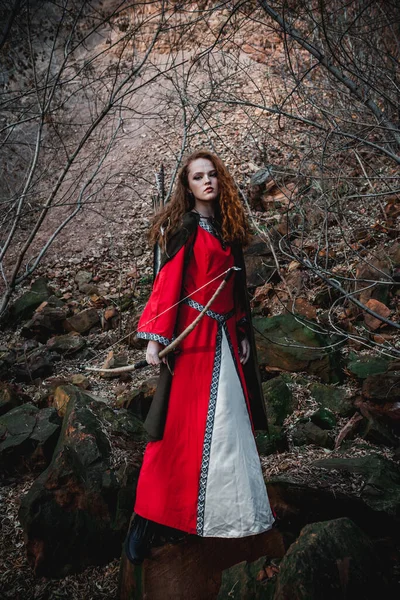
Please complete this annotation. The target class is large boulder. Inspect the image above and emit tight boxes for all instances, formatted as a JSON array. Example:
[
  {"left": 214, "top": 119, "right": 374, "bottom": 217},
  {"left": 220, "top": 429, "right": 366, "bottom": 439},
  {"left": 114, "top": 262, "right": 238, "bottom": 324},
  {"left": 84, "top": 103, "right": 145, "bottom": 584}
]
[
  {"left": 254, "top": 315, "right": 343, "bottom": 383},
  {"left": 118, "top": 528, "right": 285, "bottom": 600},
  {"left": 19, "top": 385, "right": 142, "bottom": 576},
  {"left": 0, "top": 404, "right": 61, "bottom": 471},
  {"left": 313, "top": 454, "right": 400, "bottom": 520},
  {"left": 267, "top": 454, "right": 400, "bottom": 537},
  {"left": 274, "top": 518, "right": 390, "bottom": 599}
]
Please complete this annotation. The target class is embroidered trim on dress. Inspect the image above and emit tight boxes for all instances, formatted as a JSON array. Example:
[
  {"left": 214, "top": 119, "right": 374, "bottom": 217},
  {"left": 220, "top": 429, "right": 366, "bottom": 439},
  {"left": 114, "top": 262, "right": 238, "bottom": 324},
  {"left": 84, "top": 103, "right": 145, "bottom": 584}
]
[
  {"left": 136, "top": 331, "right": 171, "bottom": 346},
  {"left": 198, "top": 218, "right": 226, "bottom": 249},
  {"left": 196, "top": 324, "right": 223, "bottom": 535},
  {"left": 183, "top": 298, "right": 234, "bottom": 323}
]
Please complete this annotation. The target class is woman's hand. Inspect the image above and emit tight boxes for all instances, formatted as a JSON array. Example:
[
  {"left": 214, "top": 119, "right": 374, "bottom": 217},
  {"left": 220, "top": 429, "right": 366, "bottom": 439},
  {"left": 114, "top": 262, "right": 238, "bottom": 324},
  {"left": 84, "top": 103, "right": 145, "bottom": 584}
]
[
  {"left": 239, "top": 337, "right": 250, "bottom": 364},
  {"left": 146, "top": 340, "right": 165, "bottom": 365}
]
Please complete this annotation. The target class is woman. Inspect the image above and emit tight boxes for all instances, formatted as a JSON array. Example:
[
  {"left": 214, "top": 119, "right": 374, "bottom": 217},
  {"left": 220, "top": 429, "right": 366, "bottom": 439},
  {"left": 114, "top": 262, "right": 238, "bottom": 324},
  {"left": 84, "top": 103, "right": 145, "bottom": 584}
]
[{"left": 126, "top": 150, "right": 274, "bottom": 564}]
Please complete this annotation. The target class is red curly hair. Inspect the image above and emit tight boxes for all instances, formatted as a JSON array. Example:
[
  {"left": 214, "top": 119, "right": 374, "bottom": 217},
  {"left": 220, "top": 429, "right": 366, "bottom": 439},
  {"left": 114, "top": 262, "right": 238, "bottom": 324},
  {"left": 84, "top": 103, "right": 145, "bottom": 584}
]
[{"left": 150, "top": 150, "right": 251, "bottom": 249}]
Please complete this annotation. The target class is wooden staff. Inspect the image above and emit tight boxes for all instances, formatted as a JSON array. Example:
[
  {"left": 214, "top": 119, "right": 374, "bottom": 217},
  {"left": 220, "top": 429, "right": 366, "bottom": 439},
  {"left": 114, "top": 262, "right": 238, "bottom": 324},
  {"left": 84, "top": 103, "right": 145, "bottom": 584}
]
[{"left": 85, "top": 267, "right": 240, "bottom": 374}]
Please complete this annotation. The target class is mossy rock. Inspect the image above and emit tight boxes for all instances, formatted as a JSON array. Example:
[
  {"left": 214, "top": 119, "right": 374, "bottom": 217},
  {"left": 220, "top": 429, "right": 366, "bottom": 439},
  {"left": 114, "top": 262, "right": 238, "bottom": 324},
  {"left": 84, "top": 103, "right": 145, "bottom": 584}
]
[
  {"left": 217, "top": 556, "right": 276, "bottom": 599},
  {"left": 313, "top": 454, "right": 400, "bottom": 519},
  {"left": 19, "top": 385, "right": 140, "bottom": 577},
  {"left": 291, "top": 421, "right": 334, "bottom": 449},
  {"left": 347, "top": 353, "right": 390, "bottom": 379},
  {"left": 256, "top": 426, "right": 288, "bottom": 456},
  {"left": 309, "top": 383, "right": 353, "bottom": 417},
  {"left": 253, "top": 315, "right": 343, "bottom": 384},
  {"left": 274, "top": 518, "right": 390, "bottom": 599},
  {"left": 262, "top": 376, "right": 294, "bottom": 427},
  {"left": 10, "top": 278, "right": 51, "bottom": 323},
  {"left": 310, "top": 408, "right": 337, "bottom": 430}
]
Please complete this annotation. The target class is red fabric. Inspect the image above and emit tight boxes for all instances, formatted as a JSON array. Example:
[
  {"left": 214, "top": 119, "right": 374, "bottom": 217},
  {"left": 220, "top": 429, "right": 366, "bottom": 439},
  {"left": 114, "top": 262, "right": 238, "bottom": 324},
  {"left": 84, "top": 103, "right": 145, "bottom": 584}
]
[{"left": 134, "top": 226, "right": 251, "bottom": 533}]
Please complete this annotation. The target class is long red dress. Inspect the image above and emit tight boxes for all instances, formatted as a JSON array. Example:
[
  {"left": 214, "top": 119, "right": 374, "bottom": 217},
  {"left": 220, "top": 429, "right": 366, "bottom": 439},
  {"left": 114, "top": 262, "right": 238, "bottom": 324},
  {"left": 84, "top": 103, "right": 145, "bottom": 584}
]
[{"left": 135, "top": 217, "right": 274, "bottom": 537}]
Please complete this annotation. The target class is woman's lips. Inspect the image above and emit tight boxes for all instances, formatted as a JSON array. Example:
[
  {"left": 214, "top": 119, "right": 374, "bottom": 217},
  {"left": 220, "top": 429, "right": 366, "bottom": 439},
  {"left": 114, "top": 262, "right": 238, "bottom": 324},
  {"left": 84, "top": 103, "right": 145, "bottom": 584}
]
[{"left": 204, "top": 187, "right": 213, "bottom": 193}]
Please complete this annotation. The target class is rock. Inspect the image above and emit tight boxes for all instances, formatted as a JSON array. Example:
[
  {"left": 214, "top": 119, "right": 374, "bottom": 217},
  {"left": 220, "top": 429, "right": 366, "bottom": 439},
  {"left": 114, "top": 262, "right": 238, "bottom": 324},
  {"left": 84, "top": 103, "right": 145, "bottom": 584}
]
[
  {"left": 0, "top": 404, "right": 61, "bottom": 471},
  {"left": 102, "top": 305, "right": 120, "bottom": 331},
  {"left": 244, "top": 237, "right": 274, "bottom": 288},
  {"left": 347, "top": 353, "right": 390, "bottom": 379},
  {"left": 310, "top": 407, "right": 337, "bottom": 430},
  {"left": 254, "top": 315, "right": 343, "bottom": 384},
  {"left": 75, "top": 270, "right": 92, "bottom": 289},
  {"left": 9, "top": 278, "right": 51, "bottom": 323},
  {"left": 98, "top": 403, "right": 148, "bottom": 441},
  {"left": 70, "top": 374, "right": 90, "bottom": 389},
  {"left": 313, "top": 454, "right": 400, "bottom": 520},
  {"left": 217, "top": 556, "right": 276, "bottom": 599},
  {"left": 117, "top": 376, "right": 158, "bottom": 420},
  {"left": 118, "top": 527, "right": 285, "bottom": 600},
  {"left": 248, "top": 167, "right": 274, "bottom": 210},
  {"left": 255, "top": 427, "right": 288, "bottom": 455},
  {"left": 334, "top": 413, "right": 364, "bottom": 448},
  {"left": 388, "top": 242, "right": 400, "bottom": 267},
  {"left": 288, "top": 297, "right": 317, "bottom": 320},
  {"left": 0, "top": 382, "right": 23, "bottom": 416},
  {"left": 19, "top": 385, "right": 140, "bottom": 576},
  {"left": 79, "top": 282, "right": 100, "bottom": 295},
  {"left": 64, "top": 307, "right": 100, "bottom": 334},
  {"left": 46, "top": 332, "right": 86, "bottom": 355},
  {"left": 13, "top": 346, "right": 58, "bottom": 382},
  {"left": 364, "top": 299, "right": 391, "bottom": 330},
  {"left": 273, "top": 518, "right": 390, "bottom": 600},
  {"left": 362, "top": 371, "right": 400, "bottom": 401},
  {"left": 358, "top": 414, "right": 399, "bottom": 447},
  {"left": 250, "top": 167, "right": 274, "bottom": 187},
  {"left": 291, "top": 421, "right": 334, "bottom": 449},
  {"left": 355, "top": 398, "right": 400, "bottom": 424},
  {"left": 99, "top": 351, "right": 128, "bottom": 379},
  {"left": 309, "top": 383, "right": 353, "bottom": 416},
  {"left": 0, "top": 349, "right": 16, "bottom": 381},
  {"left": 355, "top": 259, "right": 391, "bottom": 306},
  {"left": 267, "top": 454, "right": 400, "bottom": 543},
  {"left": 53, "top": 384, "right": 78, "bottom": 416},
  {"left": 21, "top": 302, "right": 68, "bottom": 342},
  {"left": 262, "top": 376, "right": 294, "bottom": 426}
]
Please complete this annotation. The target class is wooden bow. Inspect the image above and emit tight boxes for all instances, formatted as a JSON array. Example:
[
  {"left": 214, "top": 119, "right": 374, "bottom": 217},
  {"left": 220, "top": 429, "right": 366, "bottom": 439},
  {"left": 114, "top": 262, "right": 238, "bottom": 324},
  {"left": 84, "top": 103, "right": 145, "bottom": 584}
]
[{"left": 85, "top": 266, "right": 240, "bottom": 374}]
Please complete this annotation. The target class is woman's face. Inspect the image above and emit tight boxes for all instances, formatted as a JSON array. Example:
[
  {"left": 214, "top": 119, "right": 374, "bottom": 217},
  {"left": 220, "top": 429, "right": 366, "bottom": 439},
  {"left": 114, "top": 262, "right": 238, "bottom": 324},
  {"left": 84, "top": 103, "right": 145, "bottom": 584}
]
[{"left": 187, "top": 158, "right": 219, "bottom": 203}]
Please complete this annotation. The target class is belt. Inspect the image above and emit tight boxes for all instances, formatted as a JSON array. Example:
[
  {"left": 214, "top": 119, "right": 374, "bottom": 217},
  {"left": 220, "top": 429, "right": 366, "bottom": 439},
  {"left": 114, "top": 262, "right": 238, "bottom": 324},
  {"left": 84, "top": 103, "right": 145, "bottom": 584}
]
[{"left": 183, "top": 298, "right": 235, "bottom": 323}]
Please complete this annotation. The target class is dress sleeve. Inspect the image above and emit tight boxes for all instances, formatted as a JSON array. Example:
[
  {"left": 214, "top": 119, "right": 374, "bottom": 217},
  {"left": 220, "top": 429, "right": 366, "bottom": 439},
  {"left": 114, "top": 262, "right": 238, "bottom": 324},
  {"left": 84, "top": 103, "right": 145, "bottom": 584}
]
[{"left": 136, "top": 244, "right": 186, "bottom": 346}]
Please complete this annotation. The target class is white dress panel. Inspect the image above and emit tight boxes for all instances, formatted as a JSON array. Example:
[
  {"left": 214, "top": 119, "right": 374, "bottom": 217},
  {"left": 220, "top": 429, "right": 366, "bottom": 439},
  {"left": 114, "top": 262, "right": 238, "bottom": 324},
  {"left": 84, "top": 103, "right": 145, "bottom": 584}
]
[{"left": 202, "top": 329, "right": 275, "bottom": 537}]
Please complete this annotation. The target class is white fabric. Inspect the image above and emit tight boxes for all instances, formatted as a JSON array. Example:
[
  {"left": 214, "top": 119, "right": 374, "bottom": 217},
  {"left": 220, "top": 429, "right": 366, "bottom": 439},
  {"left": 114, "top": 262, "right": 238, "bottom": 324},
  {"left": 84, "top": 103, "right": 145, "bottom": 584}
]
[{"left": 202, "top": 329, "right": 275, "bottom": 537}]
